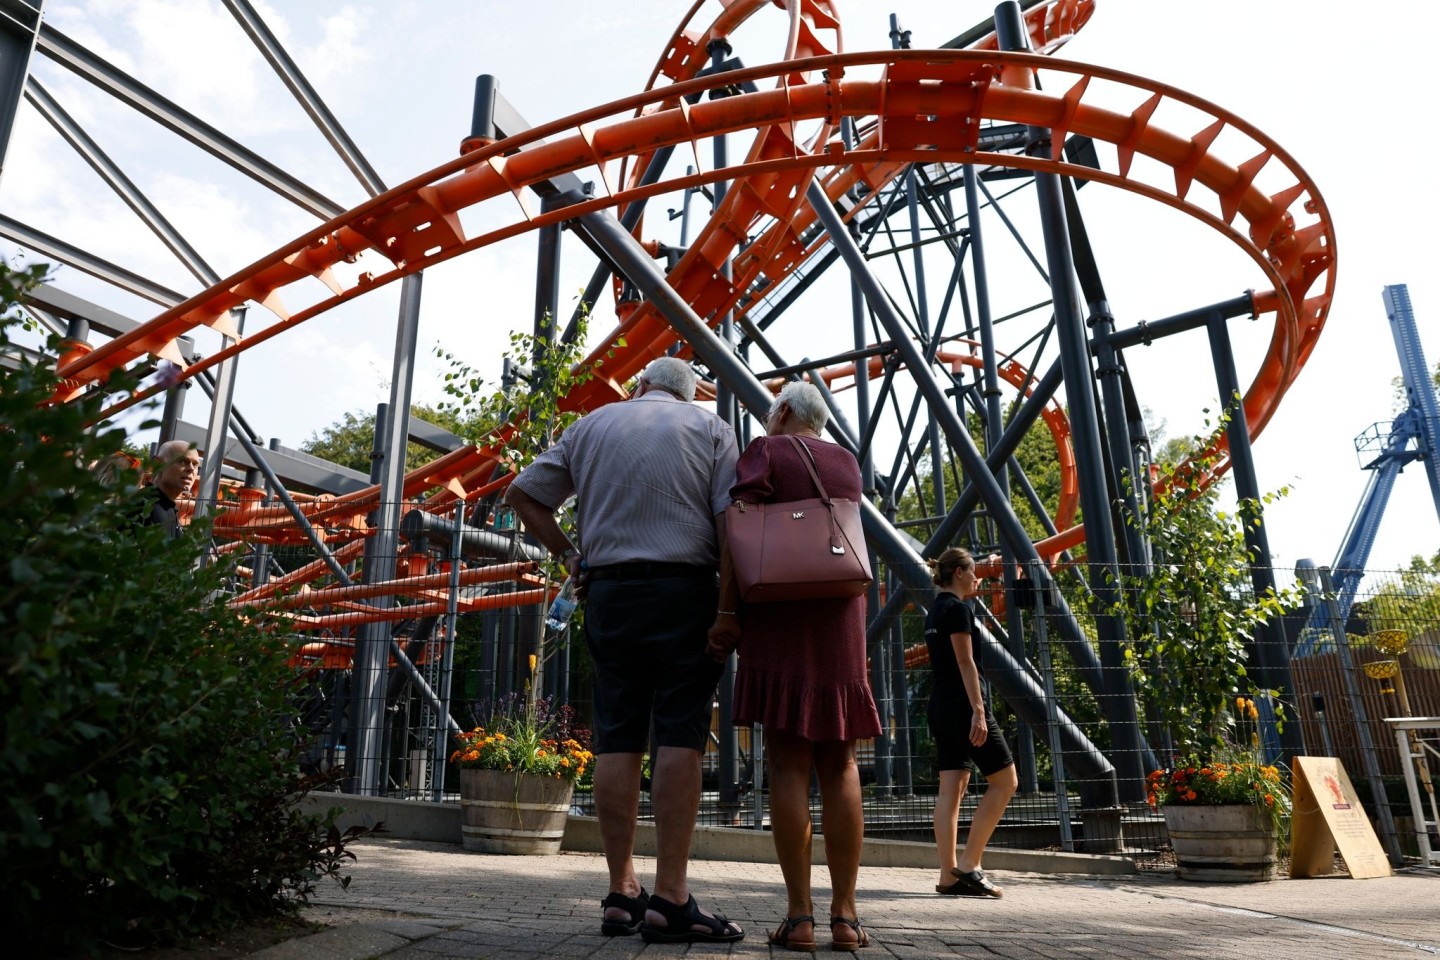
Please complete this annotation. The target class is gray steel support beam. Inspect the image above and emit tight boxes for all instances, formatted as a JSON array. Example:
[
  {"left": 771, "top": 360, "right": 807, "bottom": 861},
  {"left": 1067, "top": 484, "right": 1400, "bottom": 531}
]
[
  {"left": 193, "top": 306, "right": 245, "bottom": 520},
  {"left": 352, "top": 272, "right": 426, "bottom": 795},
  {"left": 174, "top": 420, "right": 368, "bottom": 495},
  {"left": 964, "top": 160, "right": 1037, "bottom": 790},
  {"left": 996, "top": 1, "right": 1145, "bottom": 801},
  {"left": 25, "top": 280, "right": 139, "bottom": 336},
  {"left": 1207, "top": 312, "right": 1303, "bottom": 761},
  {"left": 0, "top": 213, "right": 185, "bottom": 305},
  {"left": 36, "top": 22, "right": 343, "bottom": 220},
  {"left": 0, "top": 0, "right": 41, "bottom": 187},
  {"left": 26, "top": 78, "right": 219, "bottom": 286},
  {"left": 222, "top": 0, "right": 385, "bottom": 198}
]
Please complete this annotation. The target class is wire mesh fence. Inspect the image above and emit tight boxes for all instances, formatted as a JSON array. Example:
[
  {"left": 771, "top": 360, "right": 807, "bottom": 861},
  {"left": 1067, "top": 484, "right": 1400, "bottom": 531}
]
[{"left": 200, "top": 500, "right": 1440, "bottom": 866}]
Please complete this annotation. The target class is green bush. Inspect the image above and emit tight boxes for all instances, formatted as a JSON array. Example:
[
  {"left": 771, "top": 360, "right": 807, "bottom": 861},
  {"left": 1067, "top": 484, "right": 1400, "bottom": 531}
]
[{"left": 0, "top": 263, "right": 366, "bottom": 953}]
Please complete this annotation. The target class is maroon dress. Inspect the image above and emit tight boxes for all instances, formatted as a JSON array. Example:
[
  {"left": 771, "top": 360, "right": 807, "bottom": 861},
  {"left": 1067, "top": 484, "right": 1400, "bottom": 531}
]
[{"left": 729, "top": 435, "right": 882, "bottom": 742}]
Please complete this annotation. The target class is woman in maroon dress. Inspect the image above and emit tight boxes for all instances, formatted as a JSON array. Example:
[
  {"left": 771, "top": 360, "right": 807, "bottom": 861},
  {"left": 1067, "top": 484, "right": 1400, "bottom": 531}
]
[{"left": 707, "top": 381, "right": 880, "bottom": 952}]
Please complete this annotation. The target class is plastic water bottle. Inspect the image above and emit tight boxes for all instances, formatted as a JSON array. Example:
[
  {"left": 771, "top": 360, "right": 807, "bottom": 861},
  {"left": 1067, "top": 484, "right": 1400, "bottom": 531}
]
[{"left": 545, "top": 577, "right": 578, "bottom": 632}]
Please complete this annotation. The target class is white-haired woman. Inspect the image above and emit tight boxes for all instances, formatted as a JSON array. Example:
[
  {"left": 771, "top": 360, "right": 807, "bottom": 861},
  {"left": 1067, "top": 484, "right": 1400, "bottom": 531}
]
[{"left": 708, "top": 380, "right": 880, "bottom": 952}]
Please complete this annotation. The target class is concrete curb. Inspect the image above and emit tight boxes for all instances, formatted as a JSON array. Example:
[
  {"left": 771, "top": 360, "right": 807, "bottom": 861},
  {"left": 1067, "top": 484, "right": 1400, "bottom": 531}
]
[{"left": 300, "top": 792, "right": 1137, "bottom": 875}]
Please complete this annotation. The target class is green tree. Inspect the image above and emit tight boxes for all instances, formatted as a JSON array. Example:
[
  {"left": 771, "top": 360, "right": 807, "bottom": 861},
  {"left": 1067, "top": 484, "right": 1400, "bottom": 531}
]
[
  {"left": 0, "top": 262, "right": 365, "bottom": 953},
  {"left": 301, "top": 403, "right": 474, "bottom": 475},
  {"left": 1115, "top": 416, "right": 1299, "bottom": 760}
]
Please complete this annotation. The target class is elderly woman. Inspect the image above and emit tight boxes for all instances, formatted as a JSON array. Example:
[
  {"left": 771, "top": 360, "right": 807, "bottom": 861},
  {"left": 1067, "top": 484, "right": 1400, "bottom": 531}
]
[{"left": 707, "top": 380, "right": 880, "bottom": 952}]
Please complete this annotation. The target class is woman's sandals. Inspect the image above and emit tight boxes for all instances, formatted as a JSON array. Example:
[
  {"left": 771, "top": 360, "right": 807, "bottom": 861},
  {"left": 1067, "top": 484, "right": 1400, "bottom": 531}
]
[
  {"left": 830, "top": 915, "right": 870, "bottom": 951},
  {"left": 938, "top": 867, "right": 1003, "bottom": 898},
  {"left": 768, "top": 914, "right": 817, "bottom": 952}
]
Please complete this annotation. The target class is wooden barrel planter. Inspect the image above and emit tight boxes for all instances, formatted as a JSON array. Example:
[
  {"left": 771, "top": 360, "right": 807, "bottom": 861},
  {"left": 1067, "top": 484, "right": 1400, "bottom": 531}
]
[
  {"left": 460, "top": 769, "right": 574, "bottom": 855},
  {"left": 1163, "top": 803, "right": 1278, "bottom": 882}
]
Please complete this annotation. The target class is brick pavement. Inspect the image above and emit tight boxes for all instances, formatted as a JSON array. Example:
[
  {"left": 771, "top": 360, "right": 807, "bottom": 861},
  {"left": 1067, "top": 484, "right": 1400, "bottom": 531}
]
[{"left": 261, "top": 838, "right": 1440, "bottom": 959}]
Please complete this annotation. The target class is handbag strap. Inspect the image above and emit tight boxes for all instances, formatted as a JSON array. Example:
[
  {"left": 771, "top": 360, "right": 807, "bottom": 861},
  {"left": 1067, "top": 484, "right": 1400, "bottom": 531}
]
[{"left": 786, "top": 435, "right": 832, "bottom": 502}]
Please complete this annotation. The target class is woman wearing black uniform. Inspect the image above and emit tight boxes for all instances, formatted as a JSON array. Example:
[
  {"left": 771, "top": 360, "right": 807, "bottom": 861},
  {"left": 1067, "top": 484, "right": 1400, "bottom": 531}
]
[{"left": 924, "top": 547, "right": 1017, "bottom": 897}]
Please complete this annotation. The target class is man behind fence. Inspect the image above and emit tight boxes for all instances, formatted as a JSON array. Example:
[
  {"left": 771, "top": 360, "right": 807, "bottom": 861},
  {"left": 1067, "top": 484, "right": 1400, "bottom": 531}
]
[
  {"left": 134, "top": 440, "right": 200, "bottom": 539},
  {"left": 505, "top": 356, "right": 742, "bottom": 944}
]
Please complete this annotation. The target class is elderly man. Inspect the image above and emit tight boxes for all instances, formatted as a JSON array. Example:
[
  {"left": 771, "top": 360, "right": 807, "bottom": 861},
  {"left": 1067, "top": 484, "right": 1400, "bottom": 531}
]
[
  {"left": 136, "top": 440, "right": 200, "bottom": 538},
  {"left": 506, "top": 356, "right": 742, "bottom": 944}
]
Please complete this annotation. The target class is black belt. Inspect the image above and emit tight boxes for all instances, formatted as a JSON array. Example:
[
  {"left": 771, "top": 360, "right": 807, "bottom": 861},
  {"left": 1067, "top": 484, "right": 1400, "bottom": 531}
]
[{"left": 585, "top": 562, "right": 714, "bottom": 582}]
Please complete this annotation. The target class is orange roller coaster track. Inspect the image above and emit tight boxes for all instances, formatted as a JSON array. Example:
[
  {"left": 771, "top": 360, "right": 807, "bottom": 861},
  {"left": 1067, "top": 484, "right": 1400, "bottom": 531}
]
[{"left": 51, "top": 1, "right": 1330, "bottom": 640}]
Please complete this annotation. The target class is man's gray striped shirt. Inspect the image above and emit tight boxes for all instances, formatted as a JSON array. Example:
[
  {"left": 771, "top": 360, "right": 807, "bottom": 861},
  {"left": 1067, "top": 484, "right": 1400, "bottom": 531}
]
[{"left": 510, "top": 392, "right": 738, "bottom": 567}]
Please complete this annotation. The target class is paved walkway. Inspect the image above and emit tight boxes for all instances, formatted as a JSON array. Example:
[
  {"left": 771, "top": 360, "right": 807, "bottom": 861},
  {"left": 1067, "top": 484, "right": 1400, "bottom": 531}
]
[{"left": 254, "top": 838, "right": 1440, "bottom": 959}]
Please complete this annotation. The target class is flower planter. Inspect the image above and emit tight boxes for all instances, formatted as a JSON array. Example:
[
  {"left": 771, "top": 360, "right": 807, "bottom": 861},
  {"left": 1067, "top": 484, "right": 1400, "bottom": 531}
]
[
  {"left": 460, "top": 768, "right": 574, "bottom": 855},
  {"left": 1163, "top": 803, "right": 1278, "bottom": 882}
]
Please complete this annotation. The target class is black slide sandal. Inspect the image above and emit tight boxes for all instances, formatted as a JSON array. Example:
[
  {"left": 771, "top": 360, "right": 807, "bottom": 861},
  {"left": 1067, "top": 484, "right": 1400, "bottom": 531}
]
[{"left": 640, "top": 893, "right": 744, "bottom": 943}]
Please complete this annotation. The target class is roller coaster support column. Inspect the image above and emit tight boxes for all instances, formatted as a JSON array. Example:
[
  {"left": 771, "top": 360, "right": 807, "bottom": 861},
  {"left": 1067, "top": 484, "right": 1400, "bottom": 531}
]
[
  {"left": 351, "top": 273, "right": 424, "bottom": 795},
  {"left": 997, "top": 0, "right": 1147, "bottom": 801},
  {"left": 707, "top": 36, "right": 743, "bottom": 821},
  {"left": 1206, "top": 311, "right": 1302, "bottom": 762},
  {"left": 847, "top": 177, "right": 894, "bottom": 792},
  {"left": 193, "top": 306, "right": 246, "bottom": 522},
  {"left": 964, "top": 160, "right": 1037, "bottom": 793}
]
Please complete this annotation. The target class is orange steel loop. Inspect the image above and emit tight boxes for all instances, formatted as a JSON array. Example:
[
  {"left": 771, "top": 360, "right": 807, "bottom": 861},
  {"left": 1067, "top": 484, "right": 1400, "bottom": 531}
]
[{"left": 52, "top": 8, "right": 1329, "bottom": 639}]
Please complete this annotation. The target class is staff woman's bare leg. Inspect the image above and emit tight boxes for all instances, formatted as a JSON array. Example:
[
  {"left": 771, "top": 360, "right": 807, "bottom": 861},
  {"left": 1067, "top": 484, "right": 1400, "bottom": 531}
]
[
  {"left": 957, "top": 764, "right": 1018, "bottom": 874},
  {"left": 934, "top": 768, "right": 970, "bottom": 887}
]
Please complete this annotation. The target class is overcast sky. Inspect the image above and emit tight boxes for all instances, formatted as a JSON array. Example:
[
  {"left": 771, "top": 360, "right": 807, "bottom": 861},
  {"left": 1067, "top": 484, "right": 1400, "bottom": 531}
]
[{"left": 3, "top": 0, "right": 1437, "bottom": 578}]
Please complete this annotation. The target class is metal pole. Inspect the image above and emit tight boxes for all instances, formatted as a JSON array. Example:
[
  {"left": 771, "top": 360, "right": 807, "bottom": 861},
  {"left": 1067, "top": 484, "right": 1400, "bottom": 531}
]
[
  {"left": 1207, "top": 313, "right": 1303, "bottom": 762},
  {"left": 964, "top": 160, "right": 1036, "bottom": 792},
  {"left": 1029, "top": 559, "right": 1073, "bottom": 850},
  {"left": 994, "top": 1, "right": 1146, "bottom": 800},
  {"left": 193, "top": 306, "right": 246, "bottom": 521},
  {"left": 431, "top": 499, "right": 466, "bottom": 802},
  {"left": 352, "top": 273, "right": 425, "bottom": 796}
]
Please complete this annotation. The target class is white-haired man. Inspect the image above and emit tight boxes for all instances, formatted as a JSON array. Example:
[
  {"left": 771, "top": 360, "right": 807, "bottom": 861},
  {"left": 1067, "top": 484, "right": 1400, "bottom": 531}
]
[
  {"left": 136, "top": 440, "right": 200, "bottom": 538},
  {"left": 506, "top": 356, "right": 742, "bottom": 944}
]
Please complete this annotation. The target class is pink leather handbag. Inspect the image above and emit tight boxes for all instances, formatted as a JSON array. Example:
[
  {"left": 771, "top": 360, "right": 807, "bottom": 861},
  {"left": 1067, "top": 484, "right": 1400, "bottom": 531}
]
[{"left": 725, "top": 436, "right": 872, "bottom": 603}]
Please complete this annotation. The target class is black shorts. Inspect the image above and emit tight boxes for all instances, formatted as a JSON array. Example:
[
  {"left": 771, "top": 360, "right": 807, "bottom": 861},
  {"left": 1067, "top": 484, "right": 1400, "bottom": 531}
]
[
  {"left": 928, "top": 697, "right": 1014, "bottom": 776},
  {"left": 582, "top": 570, "right": 723, "bottom": 755}
]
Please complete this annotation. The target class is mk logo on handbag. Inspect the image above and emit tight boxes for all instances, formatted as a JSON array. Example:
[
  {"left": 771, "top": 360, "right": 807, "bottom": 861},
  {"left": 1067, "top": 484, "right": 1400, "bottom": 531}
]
[{"left": 791, "top": 511, "right": 805, "bottom": 519}]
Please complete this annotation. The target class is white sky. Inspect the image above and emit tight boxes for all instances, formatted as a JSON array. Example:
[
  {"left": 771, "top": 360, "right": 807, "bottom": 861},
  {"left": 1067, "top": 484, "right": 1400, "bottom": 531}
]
[{"left": 3, "top": 0, "right": 1438, "bottom": 577}]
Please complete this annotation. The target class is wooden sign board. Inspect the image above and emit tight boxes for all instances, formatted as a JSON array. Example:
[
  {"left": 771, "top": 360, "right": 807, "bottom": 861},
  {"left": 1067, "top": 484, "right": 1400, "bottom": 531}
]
[{"left": 1290, "top": 756, "right": 1392, "bottom": 879}]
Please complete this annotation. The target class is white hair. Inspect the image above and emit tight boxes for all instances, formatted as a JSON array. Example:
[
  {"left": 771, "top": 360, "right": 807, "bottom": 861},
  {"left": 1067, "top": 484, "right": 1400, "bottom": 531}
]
[
  {"left": 772, "top": 380, "right": 828, "bottom": 432},
  {"left": 154, "top": 439, "right": 197, "bottom": 466},
  {"left": 640, "top": 356, "right": 697, "bottom": 402}
]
